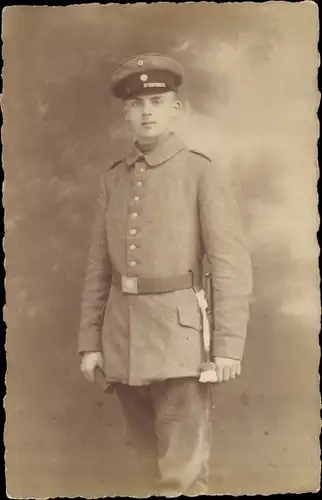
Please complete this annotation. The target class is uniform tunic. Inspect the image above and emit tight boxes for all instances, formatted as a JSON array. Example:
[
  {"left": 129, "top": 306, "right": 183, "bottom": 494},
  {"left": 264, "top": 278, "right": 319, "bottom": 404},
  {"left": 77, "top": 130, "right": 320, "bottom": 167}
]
[{"left": 78, "top": 132, "right": 252, "bottom": 386}]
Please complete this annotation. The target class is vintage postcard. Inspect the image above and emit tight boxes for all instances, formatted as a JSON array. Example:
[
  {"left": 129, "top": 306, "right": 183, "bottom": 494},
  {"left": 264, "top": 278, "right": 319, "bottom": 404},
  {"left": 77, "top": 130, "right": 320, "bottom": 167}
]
[{"left": 2, "top": 1, "right": 320, "bottom": 497}]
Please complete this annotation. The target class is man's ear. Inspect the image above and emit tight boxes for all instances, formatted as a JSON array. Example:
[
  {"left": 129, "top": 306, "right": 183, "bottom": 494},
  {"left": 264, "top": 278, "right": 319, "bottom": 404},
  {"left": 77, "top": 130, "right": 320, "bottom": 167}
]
[
  {"left": 174, "top": 99, "right": 183, "bottom": 111},
  {"left": 172, "top": 99, "right": 183, "bottom": 119},
  {"left": 124, "top": 106, "right": 128, "bottom": 121},
  {"left": 124, "top": 100, "right": 130, "bottom": 121}
]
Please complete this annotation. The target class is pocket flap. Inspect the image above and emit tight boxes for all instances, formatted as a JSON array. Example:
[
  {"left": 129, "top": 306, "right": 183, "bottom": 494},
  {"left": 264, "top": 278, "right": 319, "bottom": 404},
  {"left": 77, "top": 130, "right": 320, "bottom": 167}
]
[{"left": 176, "top": 304, "right": 202, "bottom": 331}]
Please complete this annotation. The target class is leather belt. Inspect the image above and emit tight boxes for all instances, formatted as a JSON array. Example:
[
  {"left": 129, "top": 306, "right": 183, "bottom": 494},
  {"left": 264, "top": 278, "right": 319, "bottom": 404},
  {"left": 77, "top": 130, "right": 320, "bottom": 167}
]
[{"left": 111, "top": 269, "right": 193, "bottom": 294}]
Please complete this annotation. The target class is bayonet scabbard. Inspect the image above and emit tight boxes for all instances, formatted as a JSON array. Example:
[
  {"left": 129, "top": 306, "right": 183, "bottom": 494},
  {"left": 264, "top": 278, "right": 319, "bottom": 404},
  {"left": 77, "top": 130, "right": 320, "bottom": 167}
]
[{"left": 204, "top": 272, "right": 214, "bottom": 353}]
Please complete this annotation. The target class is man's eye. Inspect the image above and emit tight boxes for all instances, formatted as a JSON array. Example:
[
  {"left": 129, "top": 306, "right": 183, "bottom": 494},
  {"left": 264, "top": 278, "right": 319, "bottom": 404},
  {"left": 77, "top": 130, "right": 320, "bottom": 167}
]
[{"left": 152, "top": 99, "right": 163, "bottom": 105}]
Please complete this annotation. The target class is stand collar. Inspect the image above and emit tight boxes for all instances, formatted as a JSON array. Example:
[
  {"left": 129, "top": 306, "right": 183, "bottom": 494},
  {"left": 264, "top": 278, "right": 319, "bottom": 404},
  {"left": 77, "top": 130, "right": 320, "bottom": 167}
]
[{"left": 125, "top": 132, "right": 186, "bottom": 168}]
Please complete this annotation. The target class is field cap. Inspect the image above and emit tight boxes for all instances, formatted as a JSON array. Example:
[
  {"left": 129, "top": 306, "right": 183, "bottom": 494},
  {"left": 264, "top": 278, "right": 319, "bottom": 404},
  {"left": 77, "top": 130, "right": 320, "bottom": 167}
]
[{"left": 111, "top": 53, "right": 184, "bottom": 99}]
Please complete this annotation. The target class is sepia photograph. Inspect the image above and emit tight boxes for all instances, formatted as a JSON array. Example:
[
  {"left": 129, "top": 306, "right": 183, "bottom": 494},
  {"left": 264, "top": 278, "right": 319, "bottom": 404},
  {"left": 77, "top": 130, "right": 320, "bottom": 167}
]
[{"left": 2, "top": 1, "right": 320, "bottom": 497}]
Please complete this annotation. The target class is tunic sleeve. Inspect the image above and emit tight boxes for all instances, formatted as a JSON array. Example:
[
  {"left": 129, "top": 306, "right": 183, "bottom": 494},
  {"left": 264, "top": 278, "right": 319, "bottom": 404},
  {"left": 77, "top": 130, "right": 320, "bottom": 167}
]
[
  {"left": 198, "top": 159, "right": 253, "bottom": 360},
  {"left": 78, "top": 173, "right": 112, "bottom": 354}
]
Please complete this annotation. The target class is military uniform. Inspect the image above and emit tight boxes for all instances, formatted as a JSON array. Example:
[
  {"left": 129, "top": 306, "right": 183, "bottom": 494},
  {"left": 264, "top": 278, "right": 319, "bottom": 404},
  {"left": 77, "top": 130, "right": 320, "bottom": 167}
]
[{"left": 78, "top": 53, "right": 252, "bottom": 495}]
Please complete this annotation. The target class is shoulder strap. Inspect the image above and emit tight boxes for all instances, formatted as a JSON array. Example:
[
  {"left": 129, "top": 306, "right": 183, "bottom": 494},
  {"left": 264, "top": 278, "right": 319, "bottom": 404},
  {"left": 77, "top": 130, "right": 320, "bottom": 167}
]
[
  {"left": 108, "top": 158, "right": 124, "bottom": 171},
  {"left": 189, "top": 149, "right": 212, "bottom": 162}
]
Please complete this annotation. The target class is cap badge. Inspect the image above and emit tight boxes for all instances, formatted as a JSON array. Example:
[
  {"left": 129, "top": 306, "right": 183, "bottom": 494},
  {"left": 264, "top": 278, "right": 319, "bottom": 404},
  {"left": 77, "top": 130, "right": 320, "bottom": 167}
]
[
  {"left": 137, "top": 60, "right": 144, "bottom": 66},
  {"left": 140, "top": 74, "right": 148, "bottom": 82}
]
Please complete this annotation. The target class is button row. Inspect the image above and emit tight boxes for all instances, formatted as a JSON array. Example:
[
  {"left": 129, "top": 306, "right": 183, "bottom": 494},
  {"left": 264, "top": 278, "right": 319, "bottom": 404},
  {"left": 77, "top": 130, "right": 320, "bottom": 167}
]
[{"left": 126, "top": 164, "right": 146, "bottom": 273}]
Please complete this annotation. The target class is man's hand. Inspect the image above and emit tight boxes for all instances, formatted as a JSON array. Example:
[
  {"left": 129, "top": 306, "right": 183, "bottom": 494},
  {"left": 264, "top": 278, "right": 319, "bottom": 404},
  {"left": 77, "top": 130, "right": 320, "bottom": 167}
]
[
  {"left": 80, "top": 351, "right": 104, "bottom": 382},
  {"left": 213, "top": 357, "right": 241, "bottom": 382}
]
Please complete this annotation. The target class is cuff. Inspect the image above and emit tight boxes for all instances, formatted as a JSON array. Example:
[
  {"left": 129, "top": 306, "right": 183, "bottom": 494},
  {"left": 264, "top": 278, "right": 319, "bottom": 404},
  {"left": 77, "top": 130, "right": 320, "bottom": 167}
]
[
  {"left": 212, "top": 333, "right": 245, "bottom": 360},
  {"left": 78, "top": 329, "right": 102, "bottom": 354}
]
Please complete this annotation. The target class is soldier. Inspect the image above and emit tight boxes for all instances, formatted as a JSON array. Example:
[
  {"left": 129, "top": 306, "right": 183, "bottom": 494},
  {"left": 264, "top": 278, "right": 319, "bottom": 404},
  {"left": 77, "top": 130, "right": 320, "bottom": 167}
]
[{"left": 78, "top": 53, "right": 252, "bottom": 496}]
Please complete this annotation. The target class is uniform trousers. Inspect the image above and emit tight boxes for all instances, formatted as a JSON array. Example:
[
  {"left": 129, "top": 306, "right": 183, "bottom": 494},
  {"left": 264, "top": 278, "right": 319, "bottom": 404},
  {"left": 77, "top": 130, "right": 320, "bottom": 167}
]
[{"left": 115, "top": 377, "right": 212, "bottom": 496}]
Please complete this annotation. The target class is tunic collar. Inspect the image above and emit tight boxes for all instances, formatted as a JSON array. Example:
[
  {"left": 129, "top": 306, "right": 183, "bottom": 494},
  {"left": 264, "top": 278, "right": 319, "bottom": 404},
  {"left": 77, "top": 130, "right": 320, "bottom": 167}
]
[{"left": 125, "top": 132, "right": 186, "bottom": 168}]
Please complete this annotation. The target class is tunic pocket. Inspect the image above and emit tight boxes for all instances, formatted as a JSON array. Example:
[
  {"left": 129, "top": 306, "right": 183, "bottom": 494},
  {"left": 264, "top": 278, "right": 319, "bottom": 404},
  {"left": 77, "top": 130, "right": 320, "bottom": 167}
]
[{"left": 176, "top": 304, "right": 202, "bottom": 332}]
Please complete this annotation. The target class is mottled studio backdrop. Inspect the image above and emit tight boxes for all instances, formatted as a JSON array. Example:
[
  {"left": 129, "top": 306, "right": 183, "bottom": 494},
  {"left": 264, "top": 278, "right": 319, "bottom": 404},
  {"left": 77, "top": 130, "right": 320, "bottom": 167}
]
[{"left": 3, "top": 2, "right": 320, "bottom": 497}]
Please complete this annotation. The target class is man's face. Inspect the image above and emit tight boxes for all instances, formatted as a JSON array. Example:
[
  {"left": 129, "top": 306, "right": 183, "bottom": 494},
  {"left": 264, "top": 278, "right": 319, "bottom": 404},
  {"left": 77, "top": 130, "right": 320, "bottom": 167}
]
[{"left": 124, "top": 91, "right": 181, "bottom": 140}]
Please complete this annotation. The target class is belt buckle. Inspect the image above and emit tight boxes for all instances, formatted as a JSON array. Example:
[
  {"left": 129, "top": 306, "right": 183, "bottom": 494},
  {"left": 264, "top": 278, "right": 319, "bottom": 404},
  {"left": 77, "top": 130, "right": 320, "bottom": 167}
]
[{"left": 121, "top": 276, "right": 138, "bottom": 294}]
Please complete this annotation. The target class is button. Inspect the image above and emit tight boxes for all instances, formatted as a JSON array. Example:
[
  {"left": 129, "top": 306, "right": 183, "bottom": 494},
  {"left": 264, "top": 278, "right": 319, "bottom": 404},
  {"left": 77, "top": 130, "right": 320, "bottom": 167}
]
[
  {"left": 133, "top": 196, "right": 140, "bottom": 202},
  {"left": 129, "top": 228, "right": 137, "bottom": 236},
  {"left": 139, "top": 167, "right": 145, "bottom": 173},
  {"left": 131, "top": 212, "right": 139, "bottom": 219},
  {"left": 129, "top": 261, "right": 137, "bottom": 268},
  {"left": 136, "top": 181, "right": 143, "bottom": 188},
  {"left": 129, "top": 244, "right": 136, "bottom": 251}
]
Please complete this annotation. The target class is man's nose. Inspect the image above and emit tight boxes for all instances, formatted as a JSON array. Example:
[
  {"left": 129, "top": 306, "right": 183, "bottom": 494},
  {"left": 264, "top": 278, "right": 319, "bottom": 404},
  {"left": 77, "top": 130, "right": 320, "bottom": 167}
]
[{"left": 142, "top": 101, "right": 152, "bottom": 114}]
